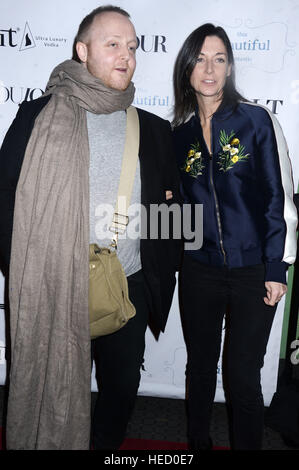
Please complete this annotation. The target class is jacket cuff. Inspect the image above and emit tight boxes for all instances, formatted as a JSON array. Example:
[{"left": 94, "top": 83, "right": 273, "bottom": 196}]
[{"left": 265, "top": 261, "right": 288, "bottom": 285}]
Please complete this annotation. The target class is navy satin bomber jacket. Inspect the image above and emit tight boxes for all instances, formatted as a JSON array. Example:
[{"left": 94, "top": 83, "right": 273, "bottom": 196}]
[{"left": 173, "top": 101, "right": 297, "bottom": 284}]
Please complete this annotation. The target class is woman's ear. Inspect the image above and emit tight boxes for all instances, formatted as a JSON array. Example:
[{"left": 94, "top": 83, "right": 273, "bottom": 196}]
[{"left": 76, "top": 41, "right": 88, "bottom": 63}]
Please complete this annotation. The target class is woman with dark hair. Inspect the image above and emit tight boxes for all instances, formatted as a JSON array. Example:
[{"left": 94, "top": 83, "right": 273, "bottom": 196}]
[{"left": 172, "top": 23, "right": 297, "bottom": 450}]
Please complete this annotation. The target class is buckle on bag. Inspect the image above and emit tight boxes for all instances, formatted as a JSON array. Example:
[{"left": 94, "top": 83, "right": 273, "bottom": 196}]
[{"left": 109, "top": 212, "right": 129, "bottom": 235}]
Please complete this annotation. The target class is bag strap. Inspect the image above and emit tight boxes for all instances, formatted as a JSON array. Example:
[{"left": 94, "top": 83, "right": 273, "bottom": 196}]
[{"left": 109, "top": 106, "right": 140, "bottom": 247}]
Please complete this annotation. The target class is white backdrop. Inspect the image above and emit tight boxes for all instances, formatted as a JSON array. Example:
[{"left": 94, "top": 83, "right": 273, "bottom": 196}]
[{"left": 0, "top": 0, "right": 298, "bottom": 406}]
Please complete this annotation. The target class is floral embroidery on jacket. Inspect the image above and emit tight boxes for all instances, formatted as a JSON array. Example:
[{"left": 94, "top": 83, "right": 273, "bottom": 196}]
[
  {"left": 182, "top": 141, "right": 205, "bottom": 178},
  {"left": 218, "top": 130, "right": 250, "bottom": 172}
]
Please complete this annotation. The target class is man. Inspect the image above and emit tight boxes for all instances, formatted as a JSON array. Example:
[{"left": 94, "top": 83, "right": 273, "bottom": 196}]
[{"left": 0, "top": 6, "right": 181, "bottom": 449}]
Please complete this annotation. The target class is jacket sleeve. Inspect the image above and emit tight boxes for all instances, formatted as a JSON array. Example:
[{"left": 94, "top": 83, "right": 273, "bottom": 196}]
[
  {"left": 161, "top": 120, "right": 183, "bottom": 271},
  {"left": 162, "top": 120, "right": 182, "bottom": 207},
  {"left": 0, "top": 102, "right": 34, "bottom": 275},
  {"left": 0, "top": 95, "right": 51, "bottom": 275},
  {"left": 255, "top": 107, "right": 298, "bottom": 284}
]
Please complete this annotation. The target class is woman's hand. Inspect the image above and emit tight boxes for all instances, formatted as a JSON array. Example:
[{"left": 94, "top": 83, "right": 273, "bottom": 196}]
[
  {"left": 166, "top": 190, "right": 173, "bottom": 200},
  {"left": 264, "top": 281, "right": 287, "bottom": 306}
]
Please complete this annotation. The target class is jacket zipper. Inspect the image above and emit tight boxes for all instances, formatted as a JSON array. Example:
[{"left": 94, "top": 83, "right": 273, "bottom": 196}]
[{"left": 208, "top": 120, "right": 227, "bottom": 265}]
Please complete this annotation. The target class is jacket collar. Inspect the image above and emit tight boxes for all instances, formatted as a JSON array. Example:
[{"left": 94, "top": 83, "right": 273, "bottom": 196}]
[{"left": 194, "top": 101, "right": 237, "bottom": 123}]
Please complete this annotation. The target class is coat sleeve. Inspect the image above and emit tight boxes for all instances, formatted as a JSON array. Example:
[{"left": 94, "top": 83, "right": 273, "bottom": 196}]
[
  {"left": 159, "top": 119, "right": 183, "bottom": 271},
  {"left": 0, "top": 101, "right": 36, "bottom": 274},
  {"left": 161, "top": 120, "right": 182, "bottom": 206},
  {"left": 255, "top": 107, "right": 298, "bottom": 284},
  {"left": 0, "top": 95, "right": 51, "bottom": 275},
  {"left": 0, "top": 105, "right": 25, "bottom": 274}
]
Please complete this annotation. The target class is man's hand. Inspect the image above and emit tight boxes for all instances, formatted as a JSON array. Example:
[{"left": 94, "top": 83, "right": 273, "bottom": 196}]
[
  {"left": 166, "top": 190, "right": 173, "bottom": 200},
  {"left": 264, "top": 281, "right": 287, "bottom": 306}
]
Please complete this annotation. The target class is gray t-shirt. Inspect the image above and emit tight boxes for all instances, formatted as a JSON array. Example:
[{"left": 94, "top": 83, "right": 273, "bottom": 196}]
[{"left": 87, "top": 110, "right": 142, "bottom": 277}]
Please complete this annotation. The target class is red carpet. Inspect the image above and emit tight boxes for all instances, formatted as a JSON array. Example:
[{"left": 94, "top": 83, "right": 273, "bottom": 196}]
[
  {"left": 120, "top": 438, "right": 227, "bottom": 450},
  {"left": 0, "top": 427, "right": 227, "bottom": 450},
  {"left": 120, "top": 438, "right": 188, "bottom": 450}
]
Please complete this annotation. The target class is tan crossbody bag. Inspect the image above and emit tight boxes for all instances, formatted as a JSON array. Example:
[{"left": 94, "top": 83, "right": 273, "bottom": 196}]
[{"left": 89, "top": 106, "right": 139, "bottom": 339}]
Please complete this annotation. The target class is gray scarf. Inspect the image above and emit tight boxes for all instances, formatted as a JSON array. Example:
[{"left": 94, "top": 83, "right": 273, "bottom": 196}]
[{"left": 7, "top": 60, "right": 135, "bottom": 450}]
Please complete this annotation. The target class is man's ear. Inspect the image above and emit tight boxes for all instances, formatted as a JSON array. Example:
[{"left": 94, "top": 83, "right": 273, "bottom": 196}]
[{"left": 76, "top": 41, "right": 88, "bottom": 63}]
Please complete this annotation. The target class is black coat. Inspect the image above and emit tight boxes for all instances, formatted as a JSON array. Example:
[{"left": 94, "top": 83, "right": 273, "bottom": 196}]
[{"left": 0, "top": 95, "right": 182, "bottom": 332}]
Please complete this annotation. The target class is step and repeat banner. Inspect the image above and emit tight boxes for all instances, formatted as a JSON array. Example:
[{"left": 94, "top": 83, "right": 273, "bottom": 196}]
[{"left": 0, "top": 0, "right": 298, "bottom": 406}]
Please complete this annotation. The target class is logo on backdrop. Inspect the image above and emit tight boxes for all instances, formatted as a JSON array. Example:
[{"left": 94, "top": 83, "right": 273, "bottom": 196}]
[
  {"left": 19, "top": 22, "right": 36, "bottom": 51},
  {"left": 133, "top": 92, "right": 170, "bottom": 109},
  {"left": 0, "top": 22, "right": 68, "bottom": 51},
  {"left": 132, "top": 92, "right": 284, "bottom": 114},
  {"left": 0, "top": 85, "right": 44, "bottom": 104},
  {"left": 0, "top": 26, "right": 166, "bottom": 53},
  {"left": 251, "top": 99, "right": 283, "bottom": 115},
  {"left": 0, "top": 27, "right": 17, "bottom": 47},
  {"left": 226, "top": 20, "right": 296, "bottom": 73},
  {"left": 136, "top": 35, "right": 167, "bottom": 53}
]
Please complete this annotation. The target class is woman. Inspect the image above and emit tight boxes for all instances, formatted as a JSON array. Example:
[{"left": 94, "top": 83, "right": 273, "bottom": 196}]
[{"left": 172, "top": 24, "right": 297, "bottom": 450}]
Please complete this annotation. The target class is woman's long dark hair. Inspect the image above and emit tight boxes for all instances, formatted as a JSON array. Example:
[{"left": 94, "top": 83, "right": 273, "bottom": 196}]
[{"left": 172, "top": 23, "right": 246, "bottom": 127}]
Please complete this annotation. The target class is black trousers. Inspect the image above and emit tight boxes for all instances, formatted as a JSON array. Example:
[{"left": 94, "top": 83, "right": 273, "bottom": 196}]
[
  {"left": 91, "top": 269, "right": 149, "bottom": 450},
  {"left": 180, "top": 254, "right": 277, "bottom": 450}
]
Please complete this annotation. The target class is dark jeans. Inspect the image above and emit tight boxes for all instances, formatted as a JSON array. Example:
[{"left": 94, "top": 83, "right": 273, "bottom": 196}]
[
  {"left": 180, "top": 254, "right": 277, "bottom": 450},
  {"left": 91, "top": 269, "right": 149, "bottom": 450}
]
